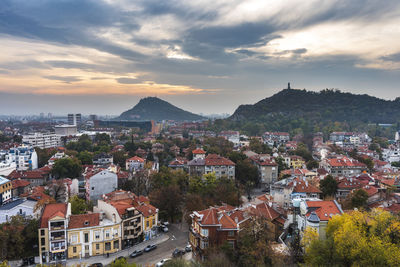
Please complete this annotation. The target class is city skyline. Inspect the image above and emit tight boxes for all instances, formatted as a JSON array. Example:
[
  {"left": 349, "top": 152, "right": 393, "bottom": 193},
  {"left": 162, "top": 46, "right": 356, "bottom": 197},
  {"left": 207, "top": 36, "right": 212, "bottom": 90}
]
[{"left": 0, "top": 0, "right": 400, "bottom": 115}]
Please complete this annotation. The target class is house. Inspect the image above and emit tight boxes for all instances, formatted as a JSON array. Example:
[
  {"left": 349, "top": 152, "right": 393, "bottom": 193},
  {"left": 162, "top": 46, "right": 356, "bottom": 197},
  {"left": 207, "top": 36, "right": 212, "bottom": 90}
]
[
  {"left": 93, "top": 153, "right": 113, "bottom": 166},
  {"left": 67, "top": 213, "right": 121, "bottom": 259},
  {"left": 189, "top": 206, "right": 243, "bottom": 260},
  {"left": 168, "top": 158, "right": 187, "bottom": 171},
  {"left": 125, "top": 156, "right": 145, "bottom": 172},
  {"left": 11, "top": 178, "right": 31, "bottom": 197},
  {"left": 296, "top": 200, "right": 343, "bottom": 238},
  {"left": 7, "top": 169, "right": 49, "bottom": 186},
  {"left": 205, "top": 154, "right": 235, "bottom": 179},
  {"left": 2, "top": 144, "right": 38, "bottom": 171},
  {"left": 336, "top": 177, "right": 365, "bottom": 199},
  {"left": 250, "top": 155, "right": 278, "bottom": 187},
  {"left": 320, "top": 156, "right": 366, "bottom": 177},
  {"left": 262, "top": 132, "right": 290, "bottom": 146},
  {"left": 0, "top": 176, "right": 12, "bottom": 205},
  {"left": 136, "top": 203, "right": 159, "bottom": 240},
  {"left": 289, "top": 155, "right": 305, "bottom": 169},
  {"left": 291, "top": 178, "right": 322, "bottom": 200},
  {"left": 84, "top": 168, "right": 118, "bottom": 202},
  {"left": 38, "top": 203, "right": 71, "bottom": 264},
  {"left": 0, "top": 198, "right": 38, "bottom": 223}
]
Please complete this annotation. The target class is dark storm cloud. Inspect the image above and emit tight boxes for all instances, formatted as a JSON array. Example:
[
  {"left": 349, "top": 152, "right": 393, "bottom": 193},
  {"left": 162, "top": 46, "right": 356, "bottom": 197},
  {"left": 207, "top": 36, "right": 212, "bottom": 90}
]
[
  {"left": 43, "top": 75, "right": 82, "bottom": 83},
  {"left": 116, "top": 77, "right": 142, "bottom": 84},
  {"left": 380, "top": 53, "right": 400, "bottom": 62}
]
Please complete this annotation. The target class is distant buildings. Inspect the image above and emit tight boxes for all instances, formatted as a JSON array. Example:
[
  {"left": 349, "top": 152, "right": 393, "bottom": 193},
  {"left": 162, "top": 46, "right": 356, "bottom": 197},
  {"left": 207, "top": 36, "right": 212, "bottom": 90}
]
[
  {"left": 320, "top": 156, "right": 366, "bottom": 177},
  {"left": 68, "top": 114, "right": 81, "bottom": 126},
  {"left": 262, "top": 132, "right": 290, "bottom": 146},
  {"left": 54, "top": 124, "right": 78, "bottom": 136},
  {"left": 22, "top": 133, "right": 61, "bottom": 149},
  {"left": 1, "top": 144, "right": 38, "bottom": 171},
  {"left": 84, "top": 169, "right": 118, "bottom": 202},
  {"left": 188, "top": 150, "right": 236, "bottom": 179}
]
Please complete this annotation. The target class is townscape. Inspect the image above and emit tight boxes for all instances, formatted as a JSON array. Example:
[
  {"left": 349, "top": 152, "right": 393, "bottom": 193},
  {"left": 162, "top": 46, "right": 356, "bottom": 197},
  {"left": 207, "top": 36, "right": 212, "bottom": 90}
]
[{"left": 1, "top": 96, "right": 400, "bottom": 266}]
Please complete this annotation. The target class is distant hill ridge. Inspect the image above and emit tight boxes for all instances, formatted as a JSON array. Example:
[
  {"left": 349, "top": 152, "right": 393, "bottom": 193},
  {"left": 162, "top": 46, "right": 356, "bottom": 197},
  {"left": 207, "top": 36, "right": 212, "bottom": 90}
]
[
  {"left": 117, "top": 97, "right": 205, "bottom": 121},
  {"left": 229, "top": 88, "right": 400, "bottom": 125}
]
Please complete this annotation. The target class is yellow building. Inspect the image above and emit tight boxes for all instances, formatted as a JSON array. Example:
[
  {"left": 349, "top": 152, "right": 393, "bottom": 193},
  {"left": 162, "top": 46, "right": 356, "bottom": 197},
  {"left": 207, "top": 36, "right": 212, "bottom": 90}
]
[
  {"left": 137, "top": 203, "right": 159, "bottom": 240},
  {"left": 0, "top": 176, "right": 12, "bottom": 205},
  {"left": 290, "top": 155, "right": 305, "bottom": 169},
  {"left": 67, "top": 213, "right": 121, "bottom": 259}
]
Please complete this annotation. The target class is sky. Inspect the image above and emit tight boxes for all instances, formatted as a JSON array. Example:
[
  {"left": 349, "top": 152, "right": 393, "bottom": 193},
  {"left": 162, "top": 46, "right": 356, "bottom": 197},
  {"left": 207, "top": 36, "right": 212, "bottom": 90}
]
[{"left": 0, "top": 0, "right": 400, "bottom": 116}]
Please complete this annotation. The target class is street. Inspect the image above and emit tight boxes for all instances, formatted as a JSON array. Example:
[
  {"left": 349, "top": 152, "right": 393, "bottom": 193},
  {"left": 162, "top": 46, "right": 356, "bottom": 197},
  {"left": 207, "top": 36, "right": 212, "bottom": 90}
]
[{"left": 128, "top": 223, "right": 191, "bottom": 266}]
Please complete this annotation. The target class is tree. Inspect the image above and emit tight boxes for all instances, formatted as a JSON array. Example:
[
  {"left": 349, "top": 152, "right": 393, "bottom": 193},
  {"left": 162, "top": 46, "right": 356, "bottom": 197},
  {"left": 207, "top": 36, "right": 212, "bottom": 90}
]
[
  {"left": 150, "top": 185, "right": 183, "bottom": 223},
  {"left": 95, "top": 133, "right": 111, "bottom": 145},
  {"left": 78, "top": 151, "right": 93, "bottom": 165},
  {"left": 306, "top": 160, "right": 319, "bottom": 170},
  {"left": 304, "top": 209, "right": 400, "bottom": 267},
  {"left": 351, "top": 189, "right": 368, "bottom": 208},
  {"left": 276, "top": 157, "right": 289, "bottom": 176},
  {"left": 51, "top": 157, "right": 82, "bottom": 179},
  {"left": 110, "top": 258, "right": 139, "bottom": 267},
  {"left": 69, "top": 195, "right": 89, "bottom": 214},
  {"left": 235, "top": 159, "right": 259, "bottom": 185},
  {"left": 113, "top": 151, "right": 128, "bottom": 168},
  {"left": 48, "top": 180, "right": 68, "bottom": 202},
  {"left": 319, "top": 175, "right": 338, "bottom": 198},
  {"left": 35, "top": 147, "right": 56, "bottom": 167}
]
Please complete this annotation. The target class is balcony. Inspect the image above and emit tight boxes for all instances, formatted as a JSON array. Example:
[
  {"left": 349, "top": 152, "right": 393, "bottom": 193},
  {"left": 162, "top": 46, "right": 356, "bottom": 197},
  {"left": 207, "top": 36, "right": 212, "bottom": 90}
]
[{"left": 50, "top": 235, "right": 65, "bottom": 241}]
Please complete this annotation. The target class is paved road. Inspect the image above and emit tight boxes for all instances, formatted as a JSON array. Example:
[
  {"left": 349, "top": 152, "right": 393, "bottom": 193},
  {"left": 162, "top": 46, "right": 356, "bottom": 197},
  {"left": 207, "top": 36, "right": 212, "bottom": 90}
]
[{"left": 128, "top": 223, "right": 190, "bottom": 266}]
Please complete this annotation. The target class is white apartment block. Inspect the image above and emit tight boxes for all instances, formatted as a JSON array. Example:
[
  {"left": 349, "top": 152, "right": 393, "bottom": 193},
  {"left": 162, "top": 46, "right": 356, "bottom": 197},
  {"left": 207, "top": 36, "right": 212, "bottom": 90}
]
[{"left": 23, "top": 133, "right": 62, "bottom": 149}]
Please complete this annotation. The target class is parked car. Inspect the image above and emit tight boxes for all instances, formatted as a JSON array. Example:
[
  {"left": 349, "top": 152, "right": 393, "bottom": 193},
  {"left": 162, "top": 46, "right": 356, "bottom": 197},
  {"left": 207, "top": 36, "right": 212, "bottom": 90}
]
[
  {"left": 156, "top": 258, "right": 171, "bottom": 267},
  {"left": 162, "top": 226, "right": 169, "bottom": 232},
  {"left": 90, "top": 263, "right": 103, "bottom": 267},
  {"left": 144, "top": 244, "right": 157, "bottom": 252},
  {"left": 130, "top": 249, "right": 143, "bottom": 258},
  {"left": 172, "top": 248, "right": 186, "bottom": 258},
  {"left": 161, "top": 221, "right": 169, "bottom": 226},
  {"left": 185, "top": 244, "right": 192, "bottom": 252}
]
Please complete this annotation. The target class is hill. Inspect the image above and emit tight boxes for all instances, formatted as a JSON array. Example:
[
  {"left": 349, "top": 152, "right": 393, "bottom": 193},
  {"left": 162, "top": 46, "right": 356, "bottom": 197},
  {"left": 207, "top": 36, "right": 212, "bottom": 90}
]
[
  {"left": 226, "top": 88, "right": 400, "bottom": 134},
  {"left": 117, "top": 97, "right": 205, "bottom": 121}
]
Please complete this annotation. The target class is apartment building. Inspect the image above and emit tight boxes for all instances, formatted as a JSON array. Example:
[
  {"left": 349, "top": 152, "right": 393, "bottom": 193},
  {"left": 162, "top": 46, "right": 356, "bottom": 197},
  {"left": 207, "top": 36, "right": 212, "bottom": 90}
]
[
  {"left": 22, "top": 133, "right": 61, "bottom": 149},
  {"left": 3, "top": 144, "right": 38, "bottom": 171},
  {"left": 0, "top": 176, "right": 12, "bottom": 205}
]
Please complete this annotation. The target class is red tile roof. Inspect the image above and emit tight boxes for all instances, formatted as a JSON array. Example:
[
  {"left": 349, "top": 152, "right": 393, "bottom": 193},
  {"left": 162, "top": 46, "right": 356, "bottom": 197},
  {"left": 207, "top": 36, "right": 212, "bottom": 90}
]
[
  {"left": 40, "top": 203, "right": 68, "bottom": 228},
  {"left": 362, "top": 185, "right": 379, "bottom": 197},
  {"left": 11, "top": 179, "right": 30, "bottom": 188},
  {"left": 337, "top": 178, "right": 364, "bottom": 190},
  {"left": 205, "top": 154, "right": 235, "bottom": 166},
  {"left": 136, "top": 203, "right": 157, "bottom": 218},
  {"left": 305, "top": 201, "right": 342, "bottom": 221},
  {"left": 250, "top": 156, "right": 277, "bottom": 166},
  {"left": 192, "top": 148, "right": 206, "bottom": 154},
  {"left": 325, "top": 156, "right": 366, "bottom": 168},
  {"left": 292, "top": 179, "right": 322, "bottom": 193},
  {"left": 126, "top": 156, "right": 145, "bottom": 162},
  {"left": 68, "top": 213, "right": 100, "bottom": 229}
]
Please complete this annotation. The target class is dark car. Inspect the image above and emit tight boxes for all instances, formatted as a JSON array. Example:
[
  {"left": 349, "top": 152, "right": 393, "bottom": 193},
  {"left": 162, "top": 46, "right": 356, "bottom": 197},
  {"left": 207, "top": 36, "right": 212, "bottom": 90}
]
[
  {"left": 130, "top": 249, "right": 144, "bottom": 258},
  {"left": 144, "top": 244, "right": 157, "bottom": 252},
  {"left": 172, "top": 248, "right": 186, "bottom": 258},
  {"left": 185, "top": 245, "right": 192, "bottom": 252},
  {"left": 90, "top": 264, "right": 103, "bottom": 267}
]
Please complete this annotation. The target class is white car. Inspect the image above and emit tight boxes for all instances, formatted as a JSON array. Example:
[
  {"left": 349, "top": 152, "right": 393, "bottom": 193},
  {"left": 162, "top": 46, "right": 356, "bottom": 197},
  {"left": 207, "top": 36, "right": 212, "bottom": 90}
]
[
  {"left": 156, "top": 258, "right": 171, "bottom": 267},
  {"left": 162, "top": 226, "right": 169, "bottom": 232}
]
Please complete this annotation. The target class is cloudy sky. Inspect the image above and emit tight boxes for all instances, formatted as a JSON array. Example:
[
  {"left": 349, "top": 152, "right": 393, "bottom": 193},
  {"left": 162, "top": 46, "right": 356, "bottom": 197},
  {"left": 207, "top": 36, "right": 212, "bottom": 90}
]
[{"left": 0, "top": 0, "right": 400, "bottom": 116}]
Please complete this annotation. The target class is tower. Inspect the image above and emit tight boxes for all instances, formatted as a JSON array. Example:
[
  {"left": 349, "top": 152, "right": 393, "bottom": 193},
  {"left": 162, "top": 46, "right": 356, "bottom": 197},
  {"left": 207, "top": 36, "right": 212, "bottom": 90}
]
[{"left": 288, "top": 82, "right": 291, "bottom": 89}]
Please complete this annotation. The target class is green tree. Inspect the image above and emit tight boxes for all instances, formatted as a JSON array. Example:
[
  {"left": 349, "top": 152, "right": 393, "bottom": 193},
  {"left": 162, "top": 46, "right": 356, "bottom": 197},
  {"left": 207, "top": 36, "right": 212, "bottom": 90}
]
[
  {"left": 110, "top": 258, "right": 139, "bottom": 267},
  {"left": 113, "top": 151, "right": 128, "bottom": 168},
  {"left": 78, "top": 151, "right": 93, "bottom": 165},
  {"left": 319, "top": 175, "right": 338, "bottom": 198},
  {"left": 69, "top": 195, "right": 89, "bottom": 214},
  {"left": 95, "top": 133, "right": 111, "bottom": 145},
  {"left": 149, "top": 184, "right": 183, "bottom": 223},
  {"left": 35, "top": 147, "right": 56, "bottom": 167},
  {"left": 235, "top": 159, "right": 259, "bottom": 185},
  {"left": 351, "top": 189, "right": 368, "bottom": 208},
  {"left": 51, "top": 157, "right": 82, "bottom": 179},
  {"left": 306, "top": 160, "right": 319, "bottom": 170}
]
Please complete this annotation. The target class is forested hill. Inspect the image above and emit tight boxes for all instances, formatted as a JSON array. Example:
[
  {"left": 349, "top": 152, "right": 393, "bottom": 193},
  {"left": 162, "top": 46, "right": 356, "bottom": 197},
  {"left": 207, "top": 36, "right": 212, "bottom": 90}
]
[
  {"left": 117, "top": 97, "right": 206, "bottom": 121},
  {"left": 219, "top": 89, "right": 400, "bottom": 136},
  {"left": 230, "top": 89, "right": 400, "bottom": 124}
]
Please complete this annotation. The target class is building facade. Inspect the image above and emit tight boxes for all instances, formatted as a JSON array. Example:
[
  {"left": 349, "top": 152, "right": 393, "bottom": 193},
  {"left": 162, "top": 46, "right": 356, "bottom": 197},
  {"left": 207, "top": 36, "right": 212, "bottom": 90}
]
[
  {"left": 22, "top": 133, "right": 61, "bottom": 149},
  {"left": 0, "top": 176, "right": 12, "bottom": 206}
]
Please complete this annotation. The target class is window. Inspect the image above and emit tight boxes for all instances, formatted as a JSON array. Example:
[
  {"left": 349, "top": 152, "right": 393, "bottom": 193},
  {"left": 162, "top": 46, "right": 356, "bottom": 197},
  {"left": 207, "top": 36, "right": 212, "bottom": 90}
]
[
  {"left": 95, "top": 231, "right": 100, "bottom": 239},
  {"left": 84, "top": 233, "right": 89, "bottom": 243},
  {"left": 146, "top": 221, "right": 149, "bottom": 228},
  {"left": 201, "top": 228, "right": 208, "bottom": 237},
  {"left": 73, "top": 247, "right": 77, "bottom": 253},
  {"left": 228, "top": 240, "right": 235, "bottom": 248},
  {"left": 114, "top": 240, "right": 119, "bottom": 249},
  {"left": 92, "top": 187, "right": 94, "bottom": 190},
  {"left": 40, "top": 229, "right": 45, "bottom": 236},
  {"left": 200, "top": 240, "right": 209, "bottom": 249},
  {"left": 105, "top": 230, "right": 110, "bottom": 239},
  {"left": 152, "top": 219, "right": 155, "bottom": 225},
  {"left": 105, "top": 242, "right": 111, "bottom": 251},
  {"left": 96, "top": 244, "right": 100, "bottom": 250},
  {"left": 228, "top": 231, "right": 234, "bottom": 237},
  {"left": 71, "top": 234, "right": 77, "bottom": 243},
  {"left": 41, "top": 237, "right": 45, "bottom": 245}
]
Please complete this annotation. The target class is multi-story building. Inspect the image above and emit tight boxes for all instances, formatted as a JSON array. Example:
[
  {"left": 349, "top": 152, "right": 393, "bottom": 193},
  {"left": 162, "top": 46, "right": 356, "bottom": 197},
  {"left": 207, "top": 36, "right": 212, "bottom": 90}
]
[
  {"left": 54, "top": 124, "right": 78, "bottom": 136},
  {"left": 289, "top": 155, "right": 305, "bottom": 169},
  {"left": 136, "top": 203, "right": 159, "bottom": 241},
  {"left": 320, "top": 156, "right": 366, "bottom": 177},
  {"left": 38, "top": 203, "right": 71, "bottom": 264},
  {"left": 0, "top": 198, "right": 38, "bottom": 223},
  {"left": 67, "top": 213, "right": 121, "bottom": 259},
  {"left": 250, "top": 155, "right": 278, "bottom": 187},
  {"left": 68, "top": 114, "right": 82, "bottom": 126},
  {"left": 22, "top": 133, "right": 61, "bottom": 149},
  {"left": 189, "top": 206, "right": 247, "bottom": 260},
  {"left": 205, "top": 154, "right": 235, "bottom": 179},
  {"left": 3, "top": 144, "right": 38, "bottom": 171},
  {"left": 262, "top": 132, "right": 290, "bottom": 146},
  {"left": 125, "top": 156, "right": 145, "bottom": 172},
  {"left": 0, "top": 161, "right": 16, "bottom": 176},
  {"left": 0, "top": 176, "right": 12, "bottom": 205},
  {"left": 93, "top": 153, "right": 113, "bottom": 166},
  {"left": 84, "top": 168, "right": 118, "bottom": 202}
]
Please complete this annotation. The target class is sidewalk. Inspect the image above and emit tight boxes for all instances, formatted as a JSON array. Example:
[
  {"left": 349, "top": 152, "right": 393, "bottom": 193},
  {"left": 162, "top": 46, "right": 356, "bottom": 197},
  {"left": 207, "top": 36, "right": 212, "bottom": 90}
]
[{"left": 66, "top": 234, "right": 170, "bottom": 266}]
